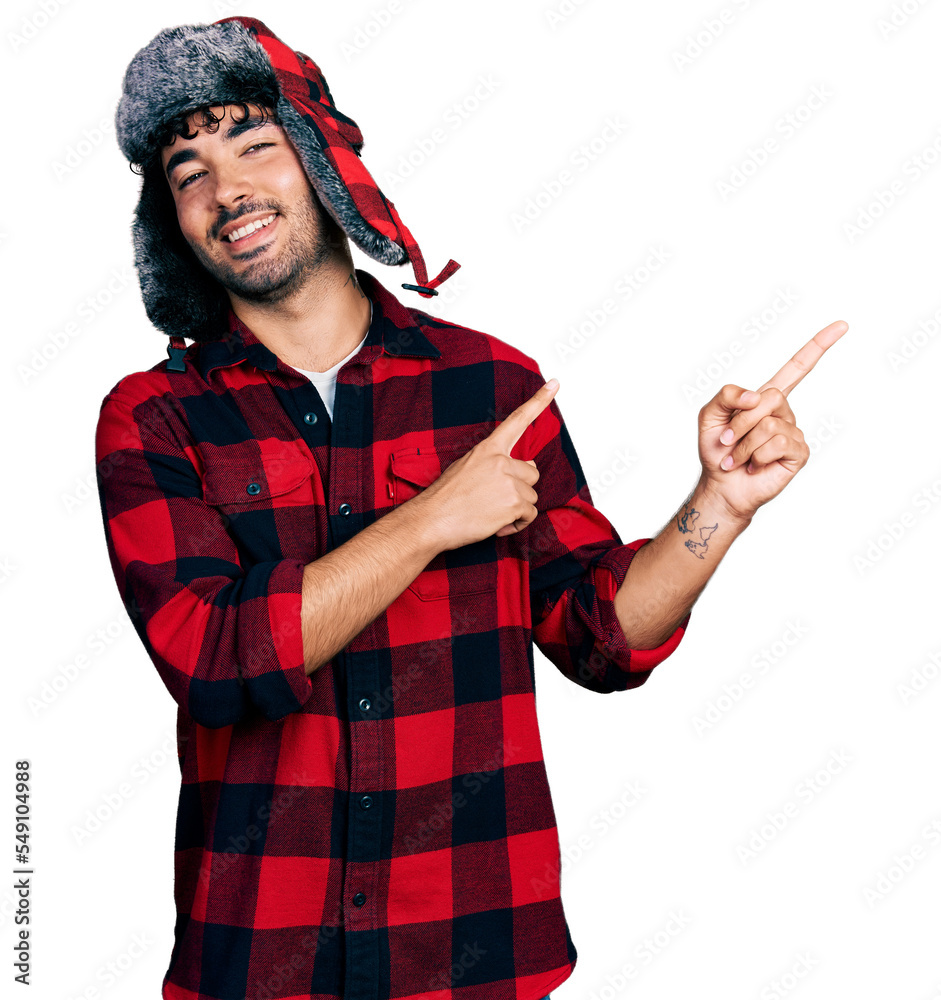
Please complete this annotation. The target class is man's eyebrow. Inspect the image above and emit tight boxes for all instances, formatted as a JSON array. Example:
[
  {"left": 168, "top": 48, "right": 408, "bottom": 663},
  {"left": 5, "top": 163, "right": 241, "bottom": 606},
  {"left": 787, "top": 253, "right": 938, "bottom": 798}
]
[{"left": 164, "top": 113, "right": 276, "bottom": 181}]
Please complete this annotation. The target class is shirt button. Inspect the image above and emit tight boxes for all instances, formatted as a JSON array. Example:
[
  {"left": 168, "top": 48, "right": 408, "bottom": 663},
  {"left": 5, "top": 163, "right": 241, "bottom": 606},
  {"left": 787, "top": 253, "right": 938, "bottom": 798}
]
[
  {"left": 352, "top": 892, "right": 366, "bottom": 907},
  {"left": 304, "top": 412, "right": 318, "bottom": 425},
  {"left": 360, "top": 795, "right": 373, "bottom": 810},
  {"left": 338, "top": 503, "right": 352, "bottom": 516},
  {"left": 246, "top": 482, "right": 261, "bottom": 495},
  {"left": 358, "top": 698, "right": 371, "bottom": 712}
]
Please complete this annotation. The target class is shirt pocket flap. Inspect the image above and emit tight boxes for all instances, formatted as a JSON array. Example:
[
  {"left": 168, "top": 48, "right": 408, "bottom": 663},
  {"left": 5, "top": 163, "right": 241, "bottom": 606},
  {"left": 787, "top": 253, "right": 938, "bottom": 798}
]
[
  {"left": 203, "top": 447, "right": 314, "bottom": 506},
  {"left": 389, "top": 448, "right": 446, "bottom": 489}
]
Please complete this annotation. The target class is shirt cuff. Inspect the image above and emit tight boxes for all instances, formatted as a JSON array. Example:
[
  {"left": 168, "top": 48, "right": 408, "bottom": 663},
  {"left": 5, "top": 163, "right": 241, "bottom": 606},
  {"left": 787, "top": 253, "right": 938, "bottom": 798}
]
[
  {"left": 236, "top": 559, "right": 313, "bottom": 720},
  {"left": 593, "top": 538, "right": 691, "bottom": 675}
]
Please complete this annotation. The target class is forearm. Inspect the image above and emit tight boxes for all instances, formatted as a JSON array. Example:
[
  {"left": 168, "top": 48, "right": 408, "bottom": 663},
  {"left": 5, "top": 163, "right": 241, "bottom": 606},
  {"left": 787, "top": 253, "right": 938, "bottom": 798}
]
[
  {"left": 614, "top": 475, "right": 752, "bottom": 648},
  {"left": 300, "top": 496, "right": 443, "bottom": 674}
]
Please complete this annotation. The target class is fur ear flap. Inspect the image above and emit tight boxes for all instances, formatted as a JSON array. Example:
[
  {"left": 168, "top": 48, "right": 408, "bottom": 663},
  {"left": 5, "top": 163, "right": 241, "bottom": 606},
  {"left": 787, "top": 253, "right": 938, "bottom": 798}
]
[
  {"left": 132, "top": 169, "right": 229, "bottom": 344},
  {"left": 273, "top": 95, "right": 405, "bottom": 269}
]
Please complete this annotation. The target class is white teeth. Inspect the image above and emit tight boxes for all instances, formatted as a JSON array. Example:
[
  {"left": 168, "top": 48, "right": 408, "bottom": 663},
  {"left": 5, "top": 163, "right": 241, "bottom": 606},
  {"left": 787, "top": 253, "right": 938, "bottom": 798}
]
[{"left": 226, "top": 214, "right": 276, "bottom": 243}]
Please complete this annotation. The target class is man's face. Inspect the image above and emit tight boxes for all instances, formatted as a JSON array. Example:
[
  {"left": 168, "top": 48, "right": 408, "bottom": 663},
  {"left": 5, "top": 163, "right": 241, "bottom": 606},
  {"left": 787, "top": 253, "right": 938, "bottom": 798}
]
[{"left": 159, "top": 103, "right": 339, "bottom": 303}]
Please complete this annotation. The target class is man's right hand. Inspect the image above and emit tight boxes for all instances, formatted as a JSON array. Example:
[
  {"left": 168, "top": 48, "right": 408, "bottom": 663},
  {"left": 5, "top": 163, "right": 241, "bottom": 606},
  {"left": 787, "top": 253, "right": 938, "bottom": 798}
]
[{"left": 413, "top": 379, "right": 560, "bottom": 552}]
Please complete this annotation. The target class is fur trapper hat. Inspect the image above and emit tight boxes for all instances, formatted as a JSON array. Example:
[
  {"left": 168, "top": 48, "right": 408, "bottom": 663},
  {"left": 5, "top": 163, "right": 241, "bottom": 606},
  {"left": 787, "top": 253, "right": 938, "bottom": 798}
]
[{"left": 114, "top": 15, "right": 460, "bottom": 347}]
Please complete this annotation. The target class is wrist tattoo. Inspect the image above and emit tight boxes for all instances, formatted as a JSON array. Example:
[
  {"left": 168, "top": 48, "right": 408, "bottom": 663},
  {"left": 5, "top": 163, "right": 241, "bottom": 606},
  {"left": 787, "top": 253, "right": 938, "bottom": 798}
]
[{"left": 676, "top": 503, "right": 718, "bottom": 560}]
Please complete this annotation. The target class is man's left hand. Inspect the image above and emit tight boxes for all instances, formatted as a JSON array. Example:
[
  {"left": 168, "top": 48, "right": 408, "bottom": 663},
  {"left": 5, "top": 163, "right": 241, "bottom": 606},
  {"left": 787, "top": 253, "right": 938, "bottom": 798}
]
[{"left": 697, "top": 319, "right": 848, "bottom": 522}]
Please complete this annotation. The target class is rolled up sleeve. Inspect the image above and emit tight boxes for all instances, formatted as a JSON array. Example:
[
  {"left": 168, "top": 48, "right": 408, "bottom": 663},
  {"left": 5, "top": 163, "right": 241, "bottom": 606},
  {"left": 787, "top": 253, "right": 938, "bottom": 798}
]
[{"left": 95, "top": 391, "right": 312, "bottom": 728}]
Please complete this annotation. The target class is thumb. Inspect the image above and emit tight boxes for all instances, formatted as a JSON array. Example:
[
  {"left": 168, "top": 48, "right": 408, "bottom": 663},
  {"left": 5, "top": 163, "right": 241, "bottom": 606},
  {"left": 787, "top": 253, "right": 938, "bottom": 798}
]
[{"left": 701, "top": 384, "right": 761, "bottom": 426}]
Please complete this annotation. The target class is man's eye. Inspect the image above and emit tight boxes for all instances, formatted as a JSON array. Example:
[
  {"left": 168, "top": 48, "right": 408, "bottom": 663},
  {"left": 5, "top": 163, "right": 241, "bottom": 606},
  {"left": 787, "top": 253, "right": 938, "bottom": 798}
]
[{"left": 176, "top": 143, "right": 273, "bottom": 189}]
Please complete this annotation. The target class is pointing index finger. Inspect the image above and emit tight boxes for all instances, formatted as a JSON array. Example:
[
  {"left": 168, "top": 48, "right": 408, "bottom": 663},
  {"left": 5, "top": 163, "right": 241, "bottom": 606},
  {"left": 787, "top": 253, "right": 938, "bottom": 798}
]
[
  {"left": 757, "top": 320, "right": 848, "bottom": 397},
  {"left": 488, "top": 379, "right": 559, "bottom": 453}
]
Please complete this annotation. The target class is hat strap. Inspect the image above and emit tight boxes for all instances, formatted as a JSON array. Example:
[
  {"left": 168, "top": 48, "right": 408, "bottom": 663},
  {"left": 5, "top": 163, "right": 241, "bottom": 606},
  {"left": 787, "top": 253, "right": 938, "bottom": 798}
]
[
  {"left": 383, "top": 196, "right": 460, "bottom": 298},
  {"left": 166, "top": 336, "right": 188, "bottom": 372}
]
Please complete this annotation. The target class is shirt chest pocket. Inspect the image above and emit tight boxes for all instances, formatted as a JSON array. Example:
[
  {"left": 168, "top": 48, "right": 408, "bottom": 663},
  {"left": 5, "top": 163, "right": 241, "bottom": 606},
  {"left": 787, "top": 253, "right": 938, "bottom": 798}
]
[
  {"left": 390, "top": 446, "right": 497, "bottom": 601},
  {"left": 202, "top": 444, "right": 316, "bottom": 515}
]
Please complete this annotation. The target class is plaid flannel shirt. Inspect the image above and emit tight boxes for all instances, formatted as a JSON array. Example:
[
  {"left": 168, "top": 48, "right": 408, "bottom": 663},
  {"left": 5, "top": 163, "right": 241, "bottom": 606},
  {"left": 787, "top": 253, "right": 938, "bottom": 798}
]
[{"left": 94, "top": 269, "right": 689, "bottom": 1000}]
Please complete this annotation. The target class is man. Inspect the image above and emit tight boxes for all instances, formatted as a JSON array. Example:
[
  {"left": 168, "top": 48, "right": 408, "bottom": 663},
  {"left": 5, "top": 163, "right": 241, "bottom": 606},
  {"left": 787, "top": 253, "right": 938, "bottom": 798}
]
[{"left": 96, "top": 15, "right": 845, "bottom": 1000}]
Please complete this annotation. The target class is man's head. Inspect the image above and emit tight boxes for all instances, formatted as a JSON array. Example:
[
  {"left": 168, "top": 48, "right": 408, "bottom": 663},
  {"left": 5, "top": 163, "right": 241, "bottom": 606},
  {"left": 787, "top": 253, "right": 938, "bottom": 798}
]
[{"left": 114, "top": 16, "right": 458, "bottom": 344}]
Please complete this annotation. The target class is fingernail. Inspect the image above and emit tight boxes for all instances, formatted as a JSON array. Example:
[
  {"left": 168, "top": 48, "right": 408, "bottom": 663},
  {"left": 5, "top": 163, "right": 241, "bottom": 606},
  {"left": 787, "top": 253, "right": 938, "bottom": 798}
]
[
  {"left": 720, "top": 428, "right": 734, "bottom": 445},
  {"left": 721, "top": 455, "right": 734, "bottom": 470},
  {"left": 741, "top": 390, "right": 759, "bottom": 404},
  {"left": 545, "top": 378, "right": 559, "bottom": 391}
]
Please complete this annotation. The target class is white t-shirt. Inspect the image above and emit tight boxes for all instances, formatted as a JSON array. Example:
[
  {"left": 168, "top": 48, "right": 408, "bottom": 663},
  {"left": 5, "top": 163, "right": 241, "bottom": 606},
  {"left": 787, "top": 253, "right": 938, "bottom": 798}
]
[{"left": 288, "top": 301, "right": 372, "bottom": 421}]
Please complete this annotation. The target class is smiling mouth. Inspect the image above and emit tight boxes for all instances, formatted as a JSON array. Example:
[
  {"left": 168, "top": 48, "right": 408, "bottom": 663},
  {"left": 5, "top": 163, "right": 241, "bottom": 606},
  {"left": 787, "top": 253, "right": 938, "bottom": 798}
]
[{"left": 223, "top": 213, "right": 278, "bottom": 244}]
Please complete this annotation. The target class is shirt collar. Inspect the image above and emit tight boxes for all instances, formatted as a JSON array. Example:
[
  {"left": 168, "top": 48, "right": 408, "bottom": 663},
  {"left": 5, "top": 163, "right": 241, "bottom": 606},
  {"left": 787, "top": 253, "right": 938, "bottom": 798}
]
[{"left": 193, "top": 268, "right": 441, "bottom": 380}]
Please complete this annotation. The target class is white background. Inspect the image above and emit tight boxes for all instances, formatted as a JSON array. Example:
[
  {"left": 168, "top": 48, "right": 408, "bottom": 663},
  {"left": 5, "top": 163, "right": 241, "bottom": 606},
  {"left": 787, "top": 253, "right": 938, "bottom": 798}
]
[{"left": 3, "top": 0, "right": 937, "bottom": 997}]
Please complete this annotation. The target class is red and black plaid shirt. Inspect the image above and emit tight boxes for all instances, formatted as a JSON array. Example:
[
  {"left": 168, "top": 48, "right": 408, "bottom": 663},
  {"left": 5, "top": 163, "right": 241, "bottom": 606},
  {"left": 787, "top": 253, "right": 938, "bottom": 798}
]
[{"left": 94, "top": 269, "right": 689, "bottom": 1000}]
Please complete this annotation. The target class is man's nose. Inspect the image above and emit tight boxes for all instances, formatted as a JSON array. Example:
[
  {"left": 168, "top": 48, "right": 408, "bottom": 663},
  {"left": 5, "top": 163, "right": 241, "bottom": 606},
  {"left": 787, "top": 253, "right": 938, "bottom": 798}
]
[{"left": 212, "top": 160, "right": 254, "bottom": 210}]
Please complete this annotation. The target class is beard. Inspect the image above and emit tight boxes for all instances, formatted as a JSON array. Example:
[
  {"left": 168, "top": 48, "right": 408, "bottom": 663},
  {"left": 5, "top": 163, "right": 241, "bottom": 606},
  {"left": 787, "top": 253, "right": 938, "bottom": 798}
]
[{"left": 189, "top": 187, "right": 344, "bottom": 304}]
